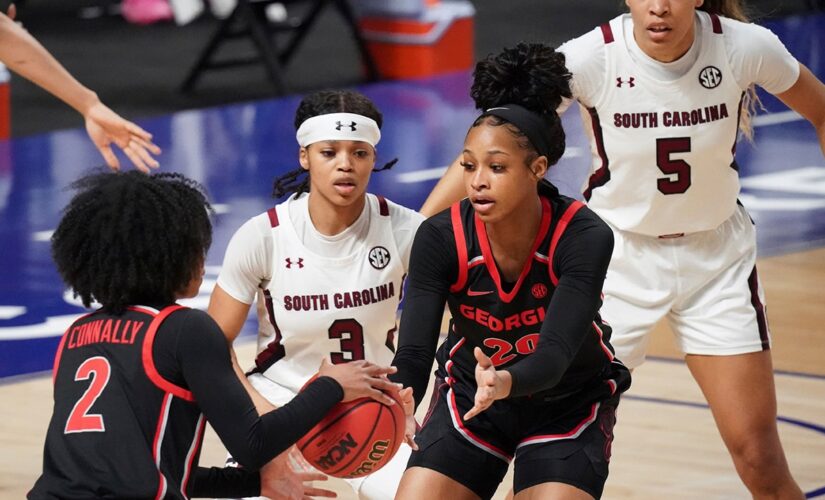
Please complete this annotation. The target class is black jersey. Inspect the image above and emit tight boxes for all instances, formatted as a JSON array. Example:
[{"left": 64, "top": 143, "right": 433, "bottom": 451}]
[
  {"left": 30, "top": 304, "right": 344, "bottom": 500},
  {"left": 440, "top": 195, "right": 617, "bottom": 399},
  {"left": 393, "top": 187, "right": 629, "bottom": 409}
]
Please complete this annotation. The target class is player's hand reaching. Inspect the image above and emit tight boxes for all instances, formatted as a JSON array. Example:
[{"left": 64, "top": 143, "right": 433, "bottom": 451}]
[
  {"left": 463, "top": 347, "right": 512, "bottom": 421},
  {"left": 83, "top": 101, "right": 161, "bottom": 172},
  {"left": 259, "top": 452, "right": 336, "bottom": 499},
  {"left": 318, "top": 358, "right": 401, "bottom": 406}
]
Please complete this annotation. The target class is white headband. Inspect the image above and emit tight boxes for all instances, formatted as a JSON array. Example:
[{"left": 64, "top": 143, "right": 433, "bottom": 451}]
[{"left": 295, "top": 112, "right": 381, "bottom": 147}]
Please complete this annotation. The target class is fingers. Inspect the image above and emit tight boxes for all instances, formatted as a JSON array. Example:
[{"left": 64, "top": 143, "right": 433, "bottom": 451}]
[
  {"left": 365, "top": 387, "right": 400, "bottom": 406},
  {"left": 302, "top": 486, "right": 337, "bottom": 498},
  {"left": 127, "top": 140, "right": 160, "bottom": 170},
  {"left": 398, "top": 387, "right": 415, "bottom": 417},
  {"left": 463, "top": 405, "right": 482, "bottom": 421},
  {"left": 295, "top": 471, "right": 327, "bottom": 482},
  {"left": 474, "top": 346, "right": 492, "bottom": 369},
  {"left": 131, "top": 134, "right": 162, "bottom": 155},
  {"left": 121, "top": 145, "right": 151, "bottom": 174},
  {"left": 97, "top": 145, "right": 121, "bottom": 171}
]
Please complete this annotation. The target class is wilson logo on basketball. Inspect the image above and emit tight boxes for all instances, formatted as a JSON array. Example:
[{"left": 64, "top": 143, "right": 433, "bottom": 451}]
[
  {"left": 368, "top": 246, "right": 391, "bottom": 270},
  {"left": 346, "top": 439, "right": 391, "bottom": 478},
  {"left": 531, "top": 283, "right": 548, "bottom": 299},
  {"left": 316, "top": 433, "right": 358, "bottom": 470}
]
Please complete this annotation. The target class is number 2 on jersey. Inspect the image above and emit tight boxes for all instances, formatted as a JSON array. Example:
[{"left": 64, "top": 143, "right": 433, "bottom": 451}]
[
  {"left": 65, "top": 357, "right": 111, "bottom": 433},
  {"left": 656, "top": 137, "right": 692, "bottom": 195}
]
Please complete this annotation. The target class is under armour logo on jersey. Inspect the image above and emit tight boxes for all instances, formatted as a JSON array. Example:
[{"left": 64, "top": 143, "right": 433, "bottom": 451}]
[
  {"left": 368, "top": 246, "right": 391, "bottom": 270},
  {"left": 698, "top": 66, "right": 722, "bottom": 89},
  {"left": 335, "top": 121, "right": 357, "bottom": 131},
  {"left": 285, "top": 257, "right": 304, "bottom": 269},
  {"left": 616, "top": 77, "right": 635, "bottom": 88}
]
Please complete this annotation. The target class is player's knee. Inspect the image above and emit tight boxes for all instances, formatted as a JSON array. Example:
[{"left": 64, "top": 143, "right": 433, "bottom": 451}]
[{"left": 729, "top": 438, "right": 788, "bottom": 485}]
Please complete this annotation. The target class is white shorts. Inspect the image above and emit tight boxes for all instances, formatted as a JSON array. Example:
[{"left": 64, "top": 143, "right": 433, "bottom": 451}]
[
  {"left": 601, "top": 205, "right": 771, "bottom": 369},
  {"left": 237, "top": 373, "right": 410, "bottom": 500}
]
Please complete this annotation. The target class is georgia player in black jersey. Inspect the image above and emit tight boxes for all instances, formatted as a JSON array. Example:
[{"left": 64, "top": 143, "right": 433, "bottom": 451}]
[
  {"left": 391, "top": 44, "right": 630, "bottom": 500},
  {"left": 29, "top": 171, "right": 404, "bottom": 500}
]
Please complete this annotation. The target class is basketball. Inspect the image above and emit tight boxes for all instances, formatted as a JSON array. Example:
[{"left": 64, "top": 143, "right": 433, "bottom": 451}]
[{"left": 296, "top": 392, "right": 406, "bottom": 479}]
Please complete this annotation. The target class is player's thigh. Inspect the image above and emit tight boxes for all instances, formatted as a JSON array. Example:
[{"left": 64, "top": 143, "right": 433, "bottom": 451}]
[
  {"left": 405, "top": 396, "right": 510, "bottom": 499},
  {"left": 396, "top": 466, "right": 480, "bottom": 500},
  {"left": 669, "top": 208, "right": 767, "bottom": 356},
  {"left": 513, "top": 399, "right": 618, "bottom": 499},
  {"left": 515, "top": 481, "right": 594, "bottom": 500}
]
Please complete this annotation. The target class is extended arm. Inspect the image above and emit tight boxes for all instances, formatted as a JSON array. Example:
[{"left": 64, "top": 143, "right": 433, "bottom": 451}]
[{"left": 775, "top": 63, "right": 825, "bottom": 157}]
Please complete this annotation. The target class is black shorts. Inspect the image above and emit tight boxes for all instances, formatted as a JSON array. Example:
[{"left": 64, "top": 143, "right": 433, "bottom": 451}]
[{"left": 408, "top": 381, "right": 621, "bottom": 499}]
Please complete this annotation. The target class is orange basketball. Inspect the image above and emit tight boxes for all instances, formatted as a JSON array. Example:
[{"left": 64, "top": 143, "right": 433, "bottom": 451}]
[{"left": 296, "top": 392, "right": 406, "bottom": 478}]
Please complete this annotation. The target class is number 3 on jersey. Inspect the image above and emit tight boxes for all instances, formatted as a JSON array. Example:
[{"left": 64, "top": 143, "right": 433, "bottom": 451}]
[
  {"left": 656, "top": 137, "right": 692, "bottom": 195},
  {"left": 65, "top": 356, "right": 111, "bottom": 434}
]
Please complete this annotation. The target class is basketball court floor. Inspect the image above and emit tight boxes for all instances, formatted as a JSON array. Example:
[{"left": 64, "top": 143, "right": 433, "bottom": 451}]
[{"left": 1, "top": 11, "right": 824, "bottom": 499}]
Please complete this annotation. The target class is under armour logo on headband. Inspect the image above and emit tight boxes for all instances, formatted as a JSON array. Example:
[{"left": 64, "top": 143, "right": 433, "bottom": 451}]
[
  {"left": 335, "top": 121, "right": 357, "bottom": 131},
  {"left": 296, "top": 113, "right": 380, "bottom": 147}
]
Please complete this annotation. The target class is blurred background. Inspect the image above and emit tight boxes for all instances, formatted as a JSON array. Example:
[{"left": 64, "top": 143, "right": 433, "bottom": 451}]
[{"left": 8, "top": 0, "right": 820, "bottom": 137}]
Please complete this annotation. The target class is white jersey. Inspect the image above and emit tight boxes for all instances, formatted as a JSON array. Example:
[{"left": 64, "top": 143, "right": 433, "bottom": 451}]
[
  {"left": 217, "top": 193, "right": 423, "bottom": 395},
  {"left": 560, "top": 12, "right": 799, "bottom": 236}
]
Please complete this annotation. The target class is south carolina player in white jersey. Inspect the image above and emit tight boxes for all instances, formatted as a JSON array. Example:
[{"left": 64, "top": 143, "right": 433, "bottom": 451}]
[
  {"left": 209, "top": 90, "right": 424, "bottom": 500},
  {"left": 419, "top": 1, "right": 825, "bottom": 497}
]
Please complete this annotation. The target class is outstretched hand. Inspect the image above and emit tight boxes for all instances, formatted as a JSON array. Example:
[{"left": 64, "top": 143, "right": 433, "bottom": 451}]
[
  {"left": 318, "top": 358, "right": 401, "bottom": 405},
  {"left": 84, "top": 101, "right": 161, "bottom": 172},
  {"left": 463, "top": 347, "right": 511, "bottom": 421},
  {"left": 259, "top": 451, "right": 336, "bottom": 499}
]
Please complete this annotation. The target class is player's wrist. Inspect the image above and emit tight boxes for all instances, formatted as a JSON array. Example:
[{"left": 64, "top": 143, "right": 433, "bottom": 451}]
[{"left": 496, "top": 370, "right": 513, "bottom": 400}]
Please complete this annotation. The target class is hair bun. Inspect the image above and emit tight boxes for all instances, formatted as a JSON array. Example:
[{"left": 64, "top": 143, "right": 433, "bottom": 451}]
[{"left": 471, "top": 42, "right": 572, "bottom": 116}]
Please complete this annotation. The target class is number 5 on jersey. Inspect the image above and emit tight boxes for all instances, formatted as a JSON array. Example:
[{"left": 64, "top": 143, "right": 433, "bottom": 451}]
[{"left": 657, "top": 137, "right": 692, "bottom": 195}]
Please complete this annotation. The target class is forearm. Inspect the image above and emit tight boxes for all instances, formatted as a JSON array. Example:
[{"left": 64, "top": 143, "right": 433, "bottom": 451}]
[
  {"left": 187, "top": 466, "right": 261, "bottom": 498},
  {"left": 0, "top": 14, "right": 99, "bottom": 115}
]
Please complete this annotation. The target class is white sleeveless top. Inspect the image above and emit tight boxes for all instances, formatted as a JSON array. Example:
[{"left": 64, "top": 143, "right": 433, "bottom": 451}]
[
  {"left": 560, "top": 12, "right": 799, "bottom": 236},
  {"left": 217, "top": 193, "right": 423, "bottom": 394}
]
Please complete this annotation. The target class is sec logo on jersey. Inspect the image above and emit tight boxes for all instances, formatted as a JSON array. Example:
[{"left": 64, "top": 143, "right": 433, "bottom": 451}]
[
  {"left": 368, "top": 246, "right": 391, "bottom": 270},
  {"left": 698, "top": 66, "right": 722, "bottom": 89}
]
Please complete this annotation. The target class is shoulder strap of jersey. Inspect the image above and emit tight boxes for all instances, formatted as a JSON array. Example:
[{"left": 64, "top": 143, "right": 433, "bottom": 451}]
[
  {"left": 267, "top": 207, "right": 280, "bottom": 227},
  {"left": 375, "top": 195, "right": 390, "bottom": 216},
  {"left": 449, "top": 202, "right": 469, "bottom": 293},
  {"left": 142, "top": 304, "right": 195, "bottom": 402},
  {"left": 708, "top": 12, "right": 723, "bottom": 34},
  {"left": 547, "top": 201, "right": 587, "bottom": 286},
  {"left": 600, "top": 22, "right": 615, "bottom": 44}
]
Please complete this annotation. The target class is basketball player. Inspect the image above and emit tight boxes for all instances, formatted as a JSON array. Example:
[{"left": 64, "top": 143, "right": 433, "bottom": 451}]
[
  {"left": 30, "top": 171, "right": 402, "bottom": 500},
  {"left": 0, "top": 9, "right": 160, "bottom": 172},
  {"left": 208, "top": 90, "right": 424, "bottom": 500},
  {"left": 420, "top": 1, "right": 825, "bottom": 497},
  {"left": 391, "top": 43, "right": 631, "bottom": 500}
]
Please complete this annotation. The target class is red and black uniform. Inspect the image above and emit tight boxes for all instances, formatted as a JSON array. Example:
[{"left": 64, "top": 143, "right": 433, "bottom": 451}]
[
  {"left": 30, "top": 305, "right": 344, "bottom": 500},
  {"left": 392, "top": 185, "right": 631, "bottom": 499}
]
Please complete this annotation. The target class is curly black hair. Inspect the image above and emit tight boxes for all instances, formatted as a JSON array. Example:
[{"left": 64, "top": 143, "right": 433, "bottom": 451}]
[
  {"left": 470, "top": 42, "right": 572, "bottom": 167},
  {"left": 51, "top": 170, "right": 213, "bottom": 314},
  {"left": 274, "top": 89, "right": 393, "bottom": 199}
]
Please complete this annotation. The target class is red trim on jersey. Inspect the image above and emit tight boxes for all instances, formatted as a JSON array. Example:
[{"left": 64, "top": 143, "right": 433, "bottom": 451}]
[
  {"left": 605, "top": 378, "right": 618, "bottom": 396},
  {"left": 153, "top": 392, "right": 173, "bottom": 500},
  {"left": 142, "top": 305, "right": 195, "bottom": 402},
  {"left": 128, "top": 305, "right": 160, "bottom": 316},
  {"left": 476, "top": 197, "right": 552, "bottom": 304},
  {"left": 180, "top": 414, "right": 206, "bottom": 498},
  {"left": 592, "top": 321, "right": 615, "bottom": 361},
  {"left": 267, "top": 207, "right": 280, "bottom": 228},
  {"left": 600, "top": 23, "right": 615, "bottom": 44},
  {"left": 748, "top": 267, "right": 771, "bottom": 350},
  {"left": 52, "top": 311, "right": 95, "bottom": 384},
  {"left": 547, "top": 201, "right": 586, "bottom": 286},
  {"left": 709, "top": 13, "right": 723, "bottom": 34},
  {"left": 517, "top": 402, "right": 600, "bottom": 448},
  {"left": 584, "top": 108, "right": 611, "bottom": 200},
  {"left": 376, "top": 195, "right": 390, "bottom": 216},
  {"left": 448, "top": 387, "right": 512, "bottom": 462},
  {"left": 449, "top": 203, "right": 469, "bottom": 293}
]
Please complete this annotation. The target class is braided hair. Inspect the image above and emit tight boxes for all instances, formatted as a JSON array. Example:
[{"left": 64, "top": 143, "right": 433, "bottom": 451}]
[
  {"left": 273, "top": 90, "right": 395, "bottom": 199},
  {"left": 52, "top": 170, "right": 213, "bottom": 314}
]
